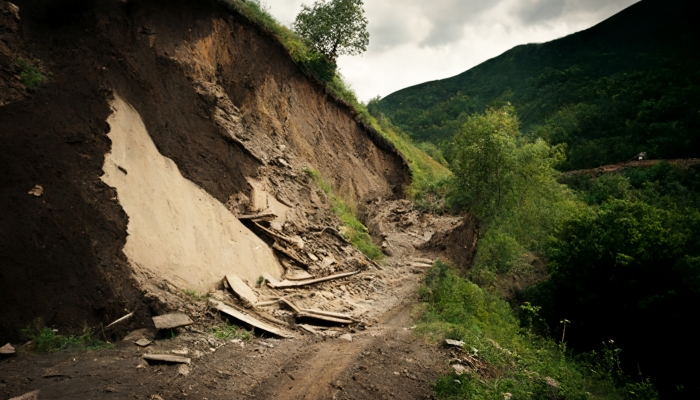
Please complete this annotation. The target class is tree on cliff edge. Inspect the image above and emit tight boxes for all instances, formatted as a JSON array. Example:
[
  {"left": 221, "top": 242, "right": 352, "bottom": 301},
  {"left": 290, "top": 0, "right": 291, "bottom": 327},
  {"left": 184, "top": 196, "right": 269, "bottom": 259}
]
[{"left": 293, "top": 0, "right": 369, "bottom": 63}]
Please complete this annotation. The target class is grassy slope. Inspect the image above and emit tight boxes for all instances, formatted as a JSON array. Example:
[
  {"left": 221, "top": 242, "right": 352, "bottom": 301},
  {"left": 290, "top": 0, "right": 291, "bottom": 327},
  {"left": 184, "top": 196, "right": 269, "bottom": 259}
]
[
  {"left": 218, "top": 0, "right": 450, "bottom": 199},
  {"left": 375, "top": 0, "right": 700, "bottom": 170},
  {"left": 417, "top": 261, "right": 654, "bottom": 399}
]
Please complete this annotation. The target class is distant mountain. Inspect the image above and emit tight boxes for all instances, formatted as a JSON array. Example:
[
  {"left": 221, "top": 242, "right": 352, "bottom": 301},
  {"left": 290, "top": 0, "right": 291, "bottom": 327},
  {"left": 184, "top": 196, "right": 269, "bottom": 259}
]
[{"left": 373, "top": 0, "right": 700, "bottom": 170}]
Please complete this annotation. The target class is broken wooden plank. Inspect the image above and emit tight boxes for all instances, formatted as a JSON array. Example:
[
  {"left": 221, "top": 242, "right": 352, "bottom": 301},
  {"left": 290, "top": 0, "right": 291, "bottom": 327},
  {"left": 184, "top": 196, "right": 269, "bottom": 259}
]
[
  {"left": 226, "top": 274, "right": 258, "bottom": 307},
  {"left": 237, "top": 211, "right": 277, "bottom": 220},
  {"left": 152, "top": 313, "right": 194, "bottom": 330},
  {"left": 254, "top": 299, "right": 281, "bottom": 307},
  {"left": 299, "top": 308, "right": 358, "bottom": 321},
  {"left": 209, "top": 300, "right": 291, "bottom": 338},
  {"left": 142, "top": 354, "right": 191, "bottom": 364},
  {"left": 275, "top": 194, "right": 294, "bottom": 208},
  {"left": 298, "top": 324, "right": 320, "bottom": 335},
  {"left": 272, "top": 242, "right": 308, "bottom": 267},
  {"left": 280, "top": 298, "right": 301, "bottom": 314},
  {"left": 261, "top": 272, "right": 282, "bottom": 287},
  {"left": 266, "top": 270, "right": 360, "bottom": 289},
  {"left": 295, "top": 312, "right": 353, "bottom": 325},
  {"left": 286, "top": 270, "right": 314, "bottom": 281},
  {"left": 253, "top": 221, "right": 304, "bottom": 249},
  {"left": 105, "top": 312, "right": 134, "bottom": 329},
  {"left": 408, "top": 262, "right": 433, "bottom": 268}
]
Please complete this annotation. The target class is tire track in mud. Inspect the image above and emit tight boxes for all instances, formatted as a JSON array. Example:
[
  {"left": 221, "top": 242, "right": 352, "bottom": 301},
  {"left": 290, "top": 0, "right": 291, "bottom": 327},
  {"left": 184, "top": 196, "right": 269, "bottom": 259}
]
[{"left": 249, "top": 294, "right": 448, "bottom": 400}]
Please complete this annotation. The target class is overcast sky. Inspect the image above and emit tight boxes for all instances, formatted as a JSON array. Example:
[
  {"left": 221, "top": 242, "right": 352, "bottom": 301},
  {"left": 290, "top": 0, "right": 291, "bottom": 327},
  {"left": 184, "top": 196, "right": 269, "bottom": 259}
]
[{"left": 261, "top": 0, "right": 639, "bottom": 102}]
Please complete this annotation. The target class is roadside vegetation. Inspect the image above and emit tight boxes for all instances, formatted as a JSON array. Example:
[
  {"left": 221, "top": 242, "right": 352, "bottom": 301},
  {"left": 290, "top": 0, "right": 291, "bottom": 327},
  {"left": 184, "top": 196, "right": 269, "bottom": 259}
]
[
  {"left": 426, "top": 103, "right": 700, "bottom": 397},
  {"left": 21, "top": 318, "right": 114, "bottom": 354},
  {"left": 418, "top": 261, "right": 656, "bottom": 399},
  {"left": 304, "top": 168, "right": 383, "bottom": 260}
]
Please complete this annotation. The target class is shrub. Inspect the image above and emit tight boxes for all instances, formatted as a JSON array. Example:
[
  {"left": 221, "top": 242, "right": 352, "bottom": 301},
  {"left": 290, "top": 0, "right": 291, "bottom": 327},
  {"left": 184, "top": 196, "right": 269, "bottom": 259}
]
[
  {"left": 304, "top": 168, "right": 383, "bottom": 260},
  {"left": 21, "top": 318, "right": 114, "bottom": 353},
  {"left": 16, "top": 58, "right": 46, "bottom": 90}
]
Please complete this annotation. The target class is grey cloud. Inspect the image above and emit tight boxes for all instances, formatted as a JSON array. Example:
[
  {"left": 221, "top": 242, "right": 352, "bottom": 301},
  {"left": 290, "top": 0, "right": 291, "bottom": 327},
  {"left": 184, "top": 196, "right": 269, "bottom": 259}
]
[
  {"left": 514, "top": 0, "right": 638, "bottom": 26},
  {"left": 415, "top": 0, "right": 504, "bottom": 46}
]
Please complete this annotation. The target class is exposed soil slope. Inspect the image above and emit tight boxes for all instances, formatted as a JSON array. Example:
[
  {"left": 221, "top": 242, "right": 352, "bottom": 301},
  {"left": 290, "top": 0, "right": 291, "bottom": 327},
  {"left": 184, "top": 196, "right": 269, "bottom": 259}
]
[{"left": 0, "top": 0, "right": 408, "bottom": 342}]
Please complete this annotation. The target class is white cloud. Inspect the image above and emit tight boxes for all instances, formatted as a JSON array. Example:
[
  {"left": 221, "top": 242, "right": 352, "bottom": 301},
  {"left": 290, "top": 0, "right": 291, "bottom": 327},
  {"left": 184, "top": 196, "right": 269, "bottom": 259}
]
[{"left": 260, "top": 0, "right": 639, "bottom": 101}]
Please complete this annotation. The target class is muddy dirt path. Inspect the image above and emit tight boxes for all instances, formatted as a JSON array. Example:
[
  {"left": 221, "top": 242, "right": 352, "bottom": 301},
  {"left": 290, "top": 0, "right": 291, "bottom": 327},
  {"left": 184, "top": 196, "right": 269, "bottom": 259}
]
[{"left": 0, "top": 200, "right": 462, "bottom": 399}]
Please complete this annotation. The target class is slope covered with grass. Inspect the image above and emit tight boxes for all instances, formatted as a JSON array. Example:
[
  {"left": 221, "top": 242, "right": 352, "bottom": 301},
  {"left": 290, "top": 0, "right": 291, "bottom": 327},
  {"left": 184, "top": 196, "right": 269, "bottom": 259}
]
[
  {"left": 375, "top": 0, "right": 700, "bottom": 170},
  {"left": 219, "top": 0, "right": 450, "bottom": 203}
]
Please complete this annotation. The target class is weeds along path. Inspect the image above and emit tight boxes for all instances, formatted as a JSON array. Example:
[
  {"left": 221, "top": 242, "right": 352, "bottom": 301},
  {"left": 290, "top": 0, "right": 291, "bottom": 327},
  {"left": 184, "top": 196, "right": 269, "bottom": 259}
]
[{"left": 0, "top": 200, "right": 466, "bottom": 399}]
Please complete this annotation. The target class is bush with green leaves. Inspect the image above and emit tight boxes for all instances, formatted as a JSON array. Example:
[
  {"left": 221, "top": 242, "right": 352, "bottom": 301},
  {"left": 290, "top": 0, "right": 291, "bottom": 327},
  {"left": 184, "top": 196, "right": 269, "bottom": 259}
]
[
  {"left": 418, "top": 261, "right": 653, "bottom": 399},
  {"left": 448, "top": 106, "right": 580, "bottom": 286},
  {"left": 533, "top": 191, "right": 700, "bottom": 396},
  {"left": 16, "top": 58, "right": 46, "bottom": 90},
  {"left": 303, "top": 168, "right": 383, "bottom": 260}
]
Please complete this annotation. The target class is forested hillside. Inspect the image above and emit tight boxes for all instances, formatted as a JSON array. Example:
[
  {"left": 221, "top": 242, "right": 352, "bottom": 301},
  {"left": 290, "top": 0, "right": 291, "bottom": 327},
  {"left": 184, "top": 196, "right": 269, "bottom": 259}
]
[{"left": 373, "top": 0, "right": 700, "bottom": 170}]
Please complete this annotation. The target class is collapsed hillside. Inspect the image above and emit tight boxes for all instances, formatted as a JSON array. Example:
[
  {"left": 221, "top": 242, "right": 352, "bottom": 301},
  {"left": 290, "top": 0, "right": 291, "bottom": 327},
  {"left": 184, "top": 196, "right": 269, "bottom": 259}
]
[{"left": 0, "top": 0, "right": 413, "bottom": 342}]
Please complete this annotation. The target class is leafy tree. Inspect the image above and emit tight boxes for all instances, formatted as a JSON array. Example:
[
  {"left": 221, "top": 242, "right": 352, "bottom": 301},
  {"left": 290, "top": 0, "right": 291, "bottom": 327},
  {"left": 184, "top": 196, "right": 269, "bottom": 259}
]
[
  {"left": 451, "top": 106, "right": 519, "bottom": 217},
  {"left": 293, "top": 0, "right": 369, "bottom": 62}
]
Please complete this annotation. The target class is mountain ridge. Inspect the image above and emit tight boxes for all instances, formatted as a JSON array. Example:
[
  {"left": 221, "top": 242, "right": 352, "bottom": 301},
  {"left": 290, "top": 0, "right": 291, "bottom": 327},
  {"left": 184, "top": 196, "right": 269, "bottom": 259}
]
[{"left": 374, "top": 0, "right": 700, "bottom": 170}]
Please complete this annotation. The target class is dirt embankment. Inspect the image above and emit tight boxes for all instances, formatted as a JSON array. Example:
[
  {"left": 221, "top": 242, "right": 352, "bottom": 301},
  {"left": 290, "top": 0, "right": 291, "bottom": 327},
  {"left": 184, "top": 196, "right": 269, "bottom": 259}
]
[{"left": 0, "top": 0, "right": 409, "bottom": 342}]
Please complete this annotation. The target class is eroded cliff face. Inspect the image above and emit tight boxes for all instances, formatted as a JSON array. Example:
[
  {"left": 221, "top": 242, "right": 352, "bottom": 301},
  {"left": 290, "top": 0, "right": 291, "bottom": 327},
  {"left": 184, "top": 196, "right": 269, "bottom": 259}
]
[{"left": 0, "top": 0, "right": 409, "bottom": 341}]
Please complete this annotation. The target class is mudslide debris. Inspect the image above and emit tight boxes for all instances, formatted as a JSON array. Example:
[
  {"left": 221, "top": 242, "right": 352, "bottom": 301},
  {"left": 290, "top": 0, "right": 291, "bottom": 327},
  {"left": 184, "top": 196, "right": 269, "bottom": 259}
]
[
  {"left": 265, "top": 270, "right": 360, "bottom": 289},
  {"left": 209, "top": 300, "right": 291, "bottom": 338},
  {"left": 225, "top": 274, "right": 258, "bottom": 307},
  {"left": 9, "top": 390, "right": 40, "bottom": 400},
  {"left": 152, "top": 313, "right": 194, "bottom": 330},
  {"left": 143, "top": 354, "right": 191, "bottom": 364},
  {"left": 105, "top": 312, "right": 134, "bottom": 329},
  {"left": 1, "top": 343, "right": 15, "bottom": 355}
]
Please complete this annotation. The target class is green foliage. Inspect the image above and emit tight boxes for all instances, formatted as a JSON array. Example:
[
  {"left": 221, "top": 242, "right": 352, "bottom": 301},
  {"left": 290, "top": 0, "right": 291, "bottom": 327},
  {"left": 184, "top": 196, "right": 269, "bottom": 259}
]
[
  {"left": 183, "top": 289, "right": 208, "bottom": 301},
  {"left": 21, "top": 318, "right": 114, "bottom": 354},
  {"left": 304, "top": 168, "right": 383, "bottom": 260},
  {"left": 366, "top": 98, "right": 452, "bottom": 211},
  {"left": 219, "top": 0, "right": 336, "bottom": 82},
  {"left": 293, "top": 0, "right": 369, "bottom": 62},
  {"left": 211, "top": 322, "right": 252, "bottom": 341},
  {"left": 447, "top": 107, "right": 580, "bottom": 286},
  {"left": 219, "top": 0, "right": 450, "bottom": 205},
  {"left": 532, "top": 165, "right": 700, "bottom": 395},
  {"left": 375, "top": 0, "right": 700, "bottom": 169},
  {"left": 16, "top": 58, "right": 47, "bottom": 90},
  {"left": 418, "top": 261, "right": 649, "bottom": 399}
]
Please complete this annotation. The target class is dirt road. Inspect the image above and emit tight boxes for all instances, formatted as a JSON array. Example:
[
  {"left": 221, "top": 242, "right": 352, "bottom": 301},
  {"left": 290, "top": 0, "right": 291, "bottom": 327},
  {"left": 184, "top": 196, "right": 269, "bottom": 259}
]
[{"left": 0, "top": 201, "right": 467, "bottom": 399}]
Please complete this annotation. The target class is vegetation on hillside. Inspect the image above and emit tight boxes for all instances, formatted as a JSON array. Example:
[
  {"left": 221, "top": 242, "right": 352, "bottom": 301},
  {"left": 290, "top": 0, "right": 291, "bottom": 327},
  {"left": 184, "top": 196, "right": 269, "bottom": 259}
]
[
  {"left": 418, "top": 261, "right": 657, "bottom": 399},
  {"left": 304, "top": 168, "right": 384, "bottom": 260},
  {"left": 219, "top": 0, "right": 450, "bottom": 204},
  {"left": 374, "top": 0, "right": 700, "bottom": 170},
  {"left": 426, "top": 102, "right": 699, "bottom": 396},
  {"left": 294, "top": 0, "right": 369, "bottom": 62}
]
